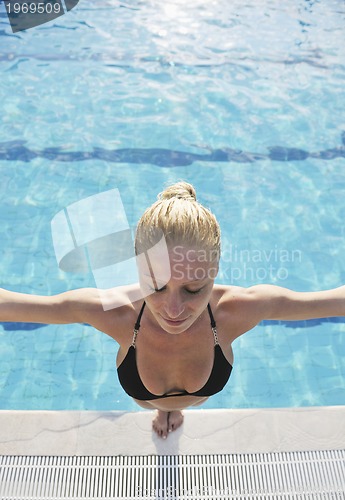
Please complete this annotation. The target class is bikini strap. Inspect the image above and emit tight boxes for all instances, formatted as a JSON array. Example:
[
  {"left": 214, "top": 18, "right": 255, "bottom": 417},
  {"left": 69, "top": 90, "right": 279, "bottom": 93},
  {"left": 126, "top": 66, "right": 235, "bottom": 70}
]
[
  {"left": 132, "top": 302, "right": 218, "bottom": 347},
  {"left": 207, "top": 303, "right": 219, "bottom": 346},
  {"left": 131, "top": 301, "right": 146, "bottom": 348}
]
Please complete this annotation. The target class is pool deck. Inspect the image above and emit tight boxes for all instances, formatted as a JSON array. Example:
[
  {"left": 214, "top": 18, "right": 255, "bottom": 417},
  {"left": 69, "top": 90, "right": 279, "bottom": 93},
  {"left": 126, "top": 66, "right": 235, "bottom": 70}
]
[{"left": 0, "top": 405, "right": 344, "bottom": 456}]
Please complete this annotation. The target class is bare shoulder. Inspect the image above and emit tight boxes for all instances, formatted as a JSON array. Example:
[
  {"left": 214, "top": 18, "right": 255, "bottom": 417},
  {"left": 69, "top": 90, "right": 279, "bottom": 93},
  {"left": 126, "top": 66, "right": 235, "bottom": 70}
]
[
  {"left": 214, "top": 283, "right": 345, "bottom": 323},
  {"left": 210, "top": 284, "right": 269, "bottom": 341},
  {"left": 211, "top": 283, "right": 259, "bottom": 308},
  {"left": 212, "top": 283, "right": 292, "bottom": 311},
  {"left": 61, "top": 284, "right": 143, "bottom": 344},
  {"left": 210, "top": 283, "right": 337, "bottom": 340}
]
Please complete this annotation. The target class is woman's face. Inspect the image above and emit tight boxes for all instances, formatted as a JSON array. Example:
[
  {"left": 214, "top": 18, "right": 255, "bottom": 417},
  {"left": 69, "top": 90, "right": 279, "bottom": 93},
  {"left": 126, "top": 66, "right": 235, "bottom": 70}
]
[{"left": 138, "top": 244, "right": 218, "bottom": 334}]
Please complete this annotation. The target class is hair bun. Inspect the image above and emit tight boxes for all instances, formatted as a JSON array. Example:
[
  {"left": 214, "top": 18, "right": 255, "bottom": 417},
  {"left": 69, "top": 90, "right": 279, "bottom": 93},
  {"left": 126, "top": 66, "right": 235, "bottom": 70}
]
[{"left": 159, "top": 181, "right": 197, "bottom": 202}]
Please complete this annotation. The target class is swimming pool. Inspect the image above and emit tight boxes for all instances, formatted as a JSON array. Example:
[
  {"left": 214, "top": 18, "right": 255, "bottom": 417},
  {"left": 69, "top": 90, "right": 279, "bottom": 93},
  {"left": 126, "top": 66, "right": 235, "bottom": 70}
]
[{"left": 0, "top": 0, "right": 344, "bottom": 411}]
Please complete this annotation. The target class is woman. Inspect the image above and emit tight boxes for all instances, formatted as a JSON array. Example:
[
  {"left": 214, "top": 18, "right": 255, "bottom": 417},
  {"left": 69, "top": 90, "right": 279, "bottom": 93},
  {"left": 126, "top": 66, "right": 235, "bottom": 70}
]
[{"left": 1, "top": 182, "right": 344, "bottom": 439}]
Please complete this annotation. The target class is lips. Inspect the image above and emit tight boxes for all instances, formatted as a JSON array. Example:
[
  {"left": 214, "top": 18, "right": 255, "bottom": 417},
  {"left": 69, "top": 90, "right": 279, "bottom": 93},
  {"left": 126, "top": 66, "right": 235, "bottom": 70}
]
[{"left": 161, "top": 316, "right": 188, "bottom": 325}]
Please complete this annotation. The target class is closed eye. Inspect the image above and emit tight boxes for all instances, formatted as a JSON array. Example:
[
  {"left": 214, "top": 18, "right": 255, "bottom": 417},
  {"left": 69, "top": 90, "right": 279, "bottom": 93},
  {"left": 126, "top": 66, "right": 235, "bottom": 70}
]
[
  {"left": 146, "top": 284, "right": 205, "bottom": 294},
  {"left": 186, "top": 288, "right": 202, "bottom": 294},
  {"left": 147, "top": 285, "right": 166, "bottom": 293},
  {"left": 154, "top": 287, "right": 203, "bottom": 294}
]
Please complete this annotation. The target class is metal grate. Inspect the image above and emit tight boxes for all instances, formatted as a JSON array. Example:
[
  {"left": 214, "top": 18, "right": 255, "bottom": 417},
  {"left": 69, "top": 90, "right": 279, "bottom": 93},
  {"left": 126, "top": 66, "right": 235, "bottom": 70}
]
[{"left": 0, "top": 451, "right": 344, "bottom": 499}]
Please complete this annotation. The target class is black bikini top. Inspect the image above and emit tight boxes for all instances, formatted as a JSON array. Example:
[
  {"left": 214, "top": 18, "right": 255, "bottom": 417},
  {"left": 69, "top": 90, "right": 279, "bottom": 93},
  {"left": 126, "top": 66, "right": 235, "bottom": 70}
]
[{"left": 117, "top": 302, "right": 232, "bottom": 401}]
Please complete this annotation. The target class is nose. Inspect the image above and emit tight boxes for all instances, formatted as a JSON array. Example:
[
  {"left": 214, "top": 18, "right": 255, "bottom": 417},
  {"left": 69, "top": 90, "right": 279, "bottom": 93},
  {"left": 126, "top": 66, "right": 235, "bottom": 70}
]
[{"left": 163, "top": 293, "right": 185, "bottom": 319}]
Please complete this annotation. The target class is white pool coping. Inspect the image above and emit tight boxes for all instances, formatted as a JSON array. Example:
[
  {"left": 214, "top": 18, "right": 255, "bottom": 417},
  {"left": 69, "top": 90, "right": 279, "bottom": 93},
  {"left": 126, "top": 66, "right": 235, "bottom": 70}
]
[{"left": 0, "top": 406, "right": 344, "bottom": 456}]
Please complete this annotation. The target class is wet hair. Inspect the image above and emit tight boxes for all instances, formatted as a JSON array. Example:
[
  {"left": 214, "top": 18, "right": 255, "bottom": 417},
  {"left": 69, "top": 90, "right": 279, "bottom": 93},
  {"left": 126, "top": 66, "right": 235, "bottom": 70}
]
[{"left": 135, "top": 181, "right": 221, "bottom": 261}]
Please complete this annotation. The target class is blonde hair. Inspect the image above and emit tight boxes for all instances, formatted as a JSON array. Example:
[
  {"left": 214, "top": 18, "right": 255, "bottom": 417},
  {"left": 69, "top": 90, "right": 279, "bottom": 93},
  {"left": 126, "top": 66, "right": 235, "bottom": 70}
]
[{"left": 135, "top": 181, "right": 221, "bottom": 260}]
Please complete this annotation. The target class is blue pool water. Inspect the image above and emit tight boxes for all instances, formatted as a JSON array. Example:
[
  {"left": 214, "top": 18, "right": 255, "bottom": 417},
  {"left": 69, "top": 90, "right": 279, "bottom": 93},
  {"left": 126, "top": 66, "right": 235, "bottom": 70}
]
[{"left": 0, "top": 0, "right": 344, "bottom": 411}]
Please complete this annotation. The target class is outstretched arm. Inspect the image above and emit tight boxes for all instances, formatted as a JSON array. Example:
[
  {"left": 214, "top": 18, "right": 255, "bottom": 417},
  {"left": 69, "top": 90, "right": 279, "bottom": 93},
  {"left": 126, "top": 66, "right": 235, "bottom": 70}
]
[
  {"left": 242, "top": 284, "right": 345, "bottom": 322},
  {"left": 222, "top": 284, "right": 345, "bottom": 342},
  {"left": 0, "top": 287, "right": 103, "bottom": 325}
]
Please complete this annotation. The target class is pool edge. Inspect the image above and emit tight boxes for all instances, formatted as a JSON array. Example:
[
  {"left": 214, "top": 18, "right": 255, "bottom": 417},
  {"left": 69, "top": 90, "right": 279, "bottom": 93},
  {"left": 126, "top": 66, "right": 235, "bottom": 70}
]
[{"left": 0, "top": 406, "right": 344, "bottom": 456}]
